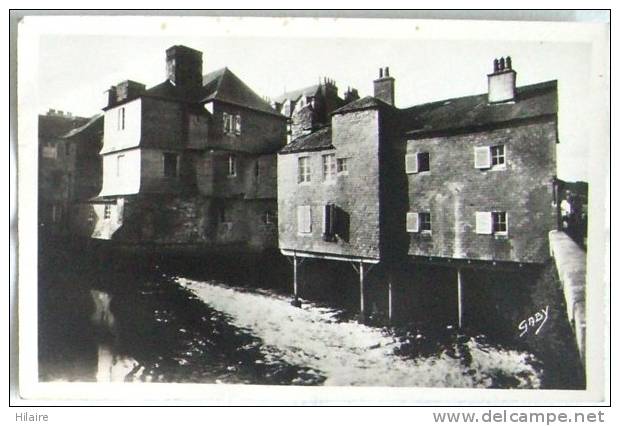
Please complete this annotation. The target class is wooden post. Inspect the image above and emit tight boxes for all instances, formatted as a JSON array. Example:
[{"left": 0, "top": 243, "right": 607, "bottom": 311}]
[
  {"left": 291, "top": 253, "right": 301, "bottom": 307},
  {"left": 457, "top": 267, "right": 463, "bottom": 328},
  {"left": 388, "top": 278, "right": 393, "bottom": 324},
  {"left": 359, "top": 261, "right": 365, "bottom": 317}
]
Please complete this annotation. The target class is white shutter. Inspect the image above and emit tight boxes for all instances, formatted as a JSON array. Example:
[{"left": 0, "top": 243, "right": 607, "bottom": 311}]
[
  {"left": 405, "top": 154, "right": 418, "bottom": 174},
  {"left": 297, "top": 205, "right": 312, "bottom": 234},
  {"left": 474, "top": 146, "right": 492, "bottom": 169},
  {"left": 475, "top": 211, "right": 493, "bottom": 234},
  {"left": 235, "top": 115, "right": 242, "bottom": 134},
  {"left": 406, "top": 212, "right": 419, "bottom": 232}
]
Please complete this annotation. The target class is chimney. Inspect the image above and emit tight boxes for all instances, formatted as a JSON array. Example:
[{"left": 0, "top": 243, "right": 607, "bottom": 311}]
[
  {"left": 373, "top": 67, "right": 395, "bottom": 106},
  {"left": 344, "top": 87, "right": 360, "bottom": 104},
  {"left": 487, "top": 56, "right": 517, "bottom": 103},
  {"left": 166, "top": 45, "right": 203, "bottom": 90},
  {"left": 114, "top": 80, "right": 146, "bottom": 103}
]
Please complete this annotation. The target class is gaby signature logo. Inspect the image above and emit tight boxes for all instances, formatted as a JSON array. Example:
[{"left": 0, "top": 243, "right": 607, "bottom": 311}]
[{"left": 518, "top": 305, "right": 549, "bottom": 337}]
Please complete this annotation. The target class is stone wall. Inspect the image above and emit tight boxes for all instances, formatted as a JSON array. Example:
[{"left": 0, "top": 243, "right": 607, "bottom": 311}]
[
  {"left": 278, "top": 108, "right": 382, "bottom": 259},
  {"left": 405, "top": 119, "right": 558, "bottom": 263}
]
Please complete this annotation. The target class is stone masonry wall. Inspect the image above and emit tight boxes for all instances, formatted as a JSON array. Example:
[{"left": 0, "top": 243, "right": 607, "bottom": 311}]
[
  {"left": 278, "top": 108, "right": 381, "bottom": 259},
  {"left": 405, "top": 119, "right": 558, "bottom": 263}
]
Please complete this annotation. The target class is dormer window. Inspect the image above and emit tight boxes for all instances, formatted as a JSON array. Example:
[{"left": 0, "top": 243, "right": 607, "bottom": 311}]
[{"left": 223, "top": 112, "right": 241, "bottom": 135}]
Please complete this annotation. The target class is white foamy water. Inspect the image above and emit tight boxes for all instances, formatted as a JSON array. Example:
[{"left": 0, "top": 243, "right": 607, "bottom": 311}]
[{"left": 176, "top": 277, "right": 541, "bottom": 388}]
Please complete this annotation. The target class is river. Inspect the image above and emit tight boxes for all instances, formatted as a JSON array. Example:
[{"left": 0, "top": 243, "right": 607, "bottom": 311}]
[{"left": 37, "top": 238, "right": 581, "bottom": 389}]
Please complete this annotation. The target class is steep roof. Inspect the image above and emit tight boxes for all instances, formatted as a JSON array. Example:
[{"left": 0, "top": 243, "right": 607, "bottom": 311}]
[
  {"left": 143, "top": 68, "right": 283, "bottom": 117},
  {"left": 401, "top": 80, "right": 558, "bottom": 136},
  {"left": 61, "top": 114, "right": 104, "bottom": 139},
  {"left": 199, "top": 67, "right": 282, "bottom": 117},
  {"left": 279, "top": 126, "right": 333, "bottom": 154},
  {"left": 273, "top": 84, "right": 321, "bottom": 103}
]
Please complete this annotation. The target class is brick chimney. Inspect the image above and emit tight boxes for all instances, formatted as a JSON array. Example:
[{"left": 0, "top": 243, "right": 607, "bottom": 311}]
[
  {"left": 373, "top": 67, "right": 395, "bottom": 106},
  {"left": 344, "top": 87, "right": 360, "bottom": 104},
  {"left": 166, "top": 45, "right": 203, "bottom": 90},
  {"left": 487, "top": 56, "right": 517, "bottom": 103}
]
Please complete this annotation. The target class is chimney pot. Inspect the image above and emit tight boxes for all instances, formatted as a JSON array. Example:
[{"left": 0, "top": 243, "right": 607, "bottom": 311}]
[
  {"left": 499, "top": 57, "right": 505, "bottom": 70},
  {"left": 379, "top": 68, "right": 383, "bottom": 78},
  {"left": 506, "top": 56, "right": 512, "bottom": 69},
  {"left": 493, "top": 58, "right": 499, "bottom": 72},
  {"left": 385, "top": 67, "right": 390, "bottom": 77}
]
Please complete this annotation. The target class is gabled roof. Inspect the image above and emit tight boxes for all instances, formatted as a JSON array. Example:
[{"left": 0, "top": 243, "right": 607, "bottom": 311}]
[
  {"left": 39, "top": 114, "right": 89, "bottom": 139},
  {"left": 331, "top": 96, "right": 392, "bottom": 115},
  {"left": 142, "top": 68, "right": 283, "bottom": 117},
  {"left": 401, "top": 80, "right": 558, "bottom": 137},
  {"left": 273, "top": 84, "right": 321, "bottom": 104},
  {"left": 279, "top": 126, "right": 333, "bottom": 155},
  {"left": 61, "top": 114, "right": 104, "bottom": 139},
  {"left": 200, "top": 67, "right": 283, "bottom": 117}
]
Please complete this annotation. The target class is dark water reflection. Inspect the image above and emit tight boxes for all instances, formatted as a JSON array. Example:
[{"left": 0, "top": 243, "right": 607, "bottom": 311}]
[{"left": 38, "top": 239, "right": 325, "bottom": 384}]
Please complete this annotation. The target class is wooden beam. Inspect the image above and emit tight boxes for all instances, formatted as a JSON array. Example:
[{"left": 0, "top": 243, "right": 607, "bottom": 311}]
[
  {"left": 359, "top": 261, "right": 365, "bottom": 317},
  {"left": 280, "top": 249, "right": 379, "bottom": 264},
  {"left": 457, "top": 267, "right": 463, "bottom": 329},
  {"left": 388, "top": 278, "right": 393, "bottom": 324}
]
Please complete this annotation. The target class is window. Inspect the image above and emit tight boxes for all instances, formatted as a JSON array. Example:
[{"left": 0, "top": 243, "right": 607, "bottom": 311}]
[
  {"left": 218, "top": 206, "right": 228, "bottom": 223},
  {"left": 116, "top": 154, "right": 125, "bottom": 177},
  {"left": 322, "top": 154, "right": 336, "bottom": 182},
  {"left": 298, "top": 156, "right": 311, "bottom": 183},
  {"left": 492, "top": 211, "right": 507, "bottom": 234},
  {"left": 228, "top": 155, "right": 237, "bottom": 177},
  {"left": 297, "top": 205, "right": 312, "bottom": 234},
  {"left": 223, "top": 112, "right": 241, "bottom": 135},
  {"left": 264, "top": 210, "right": 277, "bottom": 225},
  {"left": 104, "top": 204, "right": 111, "bottom": 220},
  {"left": 406, "top": 152, "right": 430, "bottom": 173},
  {"left": 475, "top": 211, "right": 508, "bottom": 235},
  {"left": 475, "top": 145, "right": 506, "bottom": 169},
  {"left": 117, "top": 107, "right": 125, "bottom": 131},
  {"left": 407, "top": 212, "right": 431, "bottom": 233},
  {"left": 419, "top": 212, "right": 432, "bottom": 232},
  {"left": 163, "top": 153, "right": 178, "bottom": 177},
  {"left": 491, "top": 145, "right": 505, "bottom": 167},
  {"left": 417, "top": 152, "right": 430, "bottom": 172},
  {"left": 322, "top": 204, "right": 337, "bottom": 242},
  {"left": 336, "top": 158, "right": 349, "bottom": 175}
]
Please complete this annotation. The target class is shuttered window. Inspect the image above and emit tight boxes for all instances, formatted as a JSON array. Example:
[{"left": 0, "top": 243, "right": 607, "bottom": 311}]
[
  {"left": 406, "top": 152, "right": 430, "bottom": 173},
  {"left": 476, "top": 211, "right": 508, "bottom": 235},
  {"left": 297, "top": 205, "right": 312, "bottom": 234},
  {"left": 406, "top": 212, "right": 419, "bottom": 232}
]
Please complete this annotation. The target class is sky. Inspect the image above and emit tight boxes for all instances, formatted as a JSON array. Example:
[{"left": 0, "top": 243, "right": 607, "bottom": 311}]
[{"left": 38, "top": 32, "right": 594, "bottom": 182}]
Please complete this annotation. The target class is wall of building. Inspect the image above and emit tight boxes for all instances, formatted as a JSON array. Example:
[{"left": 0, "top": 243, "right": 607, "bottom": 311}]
[
  {"left": 100, "top": 194, "right": 278, "bottom": 252},
  {"left": 140, "top": 97, "right": 185, "bottom": 150},
  {"left": 207, "top": 102, "right": 286, "bottom": 155},
  {"left": 278, "top": 108, "right": 382, "bottom": 260},
  {"left": 100, "top": 148, "right": 141, "bottom": 196},
  {"left": 196, "top": 151, "right": 278, "bottom": 200},
  {"left": 405, "top": 119, "right": 558, "bottom": 263},
  {"left": 101, "top": 100, "right": 141, "bottom": 154}
]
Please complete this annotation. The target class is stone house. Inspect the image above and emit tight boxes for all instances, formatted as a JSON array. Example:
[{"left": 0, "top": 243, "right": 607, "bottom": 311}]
[
  {"left": 90, "top": 45, "right": 287, "bottom": 254},
  {"left": 277, "top": 58, "right": 559, "bottom": 322},
  {"left": 272, "top": 79, "right": 359, "bottom": 143},
  {"left": 38, "top": 109, "right": 89, "bottom": 235}
]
